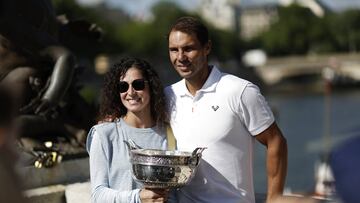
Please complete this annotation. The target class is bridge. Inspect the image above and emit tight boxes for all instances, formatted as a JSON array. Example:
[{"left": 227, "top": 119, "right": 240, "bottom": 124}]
[{"left": 254, "top": 53, "right": 360, "bottom": 86}]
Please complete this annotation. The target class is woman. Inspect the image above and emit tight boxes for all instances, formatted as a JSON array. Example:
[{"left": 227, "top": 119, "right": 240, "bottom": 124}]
[{"left": 87, "top": 57, "right": 169, "bottom": 203}]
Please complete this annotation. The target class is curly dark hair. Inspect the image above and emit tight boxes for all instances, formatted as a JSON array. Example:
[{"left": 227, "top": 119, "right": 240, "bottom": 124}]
[{"left": 98, "top": 57, "right": 168, "bottom": 126}]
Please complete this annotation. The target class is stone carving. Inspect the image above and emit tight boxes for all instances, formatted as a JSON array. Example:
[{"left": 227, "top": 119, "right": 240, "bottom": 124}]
[{"left": 0, "top": 0, "right": 100, "bottom": 166}]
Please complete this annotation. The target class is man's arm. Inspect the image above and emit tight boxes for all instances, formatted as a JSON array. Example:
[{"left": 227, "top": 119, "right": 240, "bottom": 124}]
[{"left": 255, "top": 122, "right": 288, "bottom": 202}]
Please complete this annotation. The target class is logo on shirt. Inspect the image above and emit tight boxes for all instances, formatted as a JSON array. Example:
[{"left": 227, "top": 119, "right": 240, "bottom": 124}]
[{"left": 211, "top": 105, "right": 219, "bottom": 111}]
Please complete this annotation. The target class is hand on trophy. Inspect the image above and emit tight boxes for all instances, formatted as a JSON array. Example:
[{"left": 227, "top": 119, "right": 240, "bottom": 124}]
[{"left": 140, "top": 188, "right": 169, "bottom": 203}]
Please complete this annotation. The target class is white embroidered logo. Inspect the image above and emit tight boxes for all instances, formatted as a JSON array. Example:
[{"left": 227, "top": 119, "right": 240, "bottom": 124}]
[{"left": 211, "top": 105, "right": 219, "bottom": 111}]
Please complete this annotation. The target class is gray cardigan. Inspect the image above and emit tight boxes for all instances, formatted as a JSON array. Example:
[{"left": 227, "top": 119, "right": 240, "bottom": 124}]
[{"left": 86, "top": 118, "right": 167, "bottom": 203}]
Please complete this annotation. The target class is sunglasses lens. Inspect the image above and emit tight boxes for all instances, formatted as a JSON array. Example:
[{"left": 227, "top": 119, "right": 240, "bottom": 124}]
[
  {"left": 132, "top": 79, "right": 146, "bottom": 91},
  {"left": 118, "top": 79, "right": 146, "bottom": 93},
  {"left": 118, "top": 81, "right": 129, "bottom": 93}
]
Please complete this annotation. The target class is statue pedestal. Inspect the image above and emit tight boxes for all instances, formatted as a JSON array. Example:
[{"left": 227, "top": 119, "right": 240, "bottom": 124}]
[
  {"left": 20, "top": 156, "right": 90, "bottom": 203},
  {"left": 20, "top": 157, "right": 89, "bottom": 189}
]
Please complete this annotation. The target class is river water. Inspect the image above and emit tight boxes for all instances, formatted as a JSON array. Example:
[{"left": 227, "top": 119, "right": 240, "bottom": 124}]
[{"left": 254, "top": 89, "right": 360, "bottom": 194}]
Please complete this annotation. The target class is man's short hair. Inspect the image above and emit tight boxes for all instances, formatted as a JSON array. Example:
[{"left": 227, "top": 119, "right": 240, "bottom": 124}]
[{"left": 169, "top": 16, "right": 209, "bottom": 46}]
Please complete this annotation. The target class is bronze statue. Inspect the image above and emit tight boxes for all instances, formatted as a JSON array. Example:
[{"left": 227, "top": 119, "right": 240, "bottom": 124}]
[{"left": 0, "top": 0, "right": 99, "bottom": 165}]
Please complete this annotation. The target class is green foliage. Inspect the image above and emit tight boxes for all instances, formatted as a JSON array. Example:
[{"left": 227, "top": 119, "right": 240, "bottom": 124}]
[
  {"left": 256, "top": 4, "right": 360, "bottom": 56},
  {"left": 52, "top": 1, "right": 360, "bottom": 58},
  {"left": 51, "top": 0, "right": 243, "bottom": 60},
  {"left": 79, "top": 85, "right": 98, "bottom": 104},
  {"left": 109, "top": 2, "right": 189, "bottom": 60},
  {"left": 328, "top": 10, "right": 360, "bottom": 52},
  {"left": 210, "top": 28, "right": 243, "bottom": 60},
  {"left": 151, "top": 1, "right": 189, "bottom": 30},
  {"left": 115, "top": 1, "right": 242, "bottom": 61},
  {"left": 52, "top": 0, "right": 94, "bottom": 19},
  {"left": 260, "top": 4, "right": 320, "bottom": 55},
  {"left": 116, "top": 22, "right": 158, "bottom": 57}
]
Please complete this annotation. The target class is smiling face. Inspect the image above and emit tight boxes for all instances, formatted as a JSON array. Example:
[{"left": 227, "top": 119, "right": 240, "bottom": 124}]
[
  {"left": 168, "top": 30, "right": 211, "bottom": 82},
  {"left": 119, "top": 67, "right": 151, "bottom": 116}
]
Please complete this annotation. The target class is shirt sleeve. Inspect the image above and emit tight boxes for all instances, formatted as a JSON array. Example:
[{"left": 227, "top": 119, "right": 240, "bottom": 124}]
[
  {"left": 87, "top": 127, "right": 142, "bottom": 203},
  {"left": 240, "top": 83, "right": 275, "bottom": 136}
]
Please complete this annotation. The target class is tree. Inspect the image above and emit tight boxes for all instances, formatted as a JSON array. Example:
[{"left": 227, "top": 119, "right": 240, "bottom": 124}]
[
  {"left": 258, "top": 4, "right": 332, "bottom": 56},
  {"left": 329, "top": 9, "right": 360, "bottom": 52}
]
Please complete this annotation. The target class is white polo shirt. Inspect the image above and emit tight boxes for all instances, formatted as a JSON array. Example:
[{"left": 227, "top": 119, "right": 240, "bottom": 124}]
[{"left": 165, "top": 66, "right": 274, "bottom": 203}]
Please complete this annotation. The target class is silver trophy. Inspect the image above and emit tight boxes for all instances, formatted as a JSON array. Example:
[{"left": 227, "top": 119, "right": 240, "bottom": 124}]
[{"left": 124, "top": 140, "right": 206, "bottom": 188}]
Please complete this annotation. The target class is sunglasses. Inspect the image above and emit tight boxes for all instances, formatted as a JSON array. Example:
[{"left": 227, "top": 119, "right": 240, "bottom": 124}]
[{"left": 118, "top": 79, "right": 148, "bottom": 93}]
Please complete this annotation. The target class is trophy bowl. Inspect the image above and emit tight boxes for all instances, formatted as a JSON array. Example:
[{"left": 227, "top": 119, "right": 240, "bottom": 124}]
[{"left": 127, "top": 147, "right": 206, "bottom": 188}]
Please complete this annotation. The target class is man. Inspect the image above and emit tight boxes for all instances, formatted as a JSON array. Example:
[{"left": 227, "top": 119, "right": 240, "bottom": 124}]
[{"left": 165, "top": 16, "right": 287, "bottom": 203}]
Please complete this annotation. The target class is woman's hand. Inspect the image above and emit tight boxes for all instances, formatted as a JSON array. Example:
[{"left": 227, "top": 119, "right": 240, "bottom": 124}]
[{"left": 139, "top": 188, "right": 169, "bottom": 203}]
